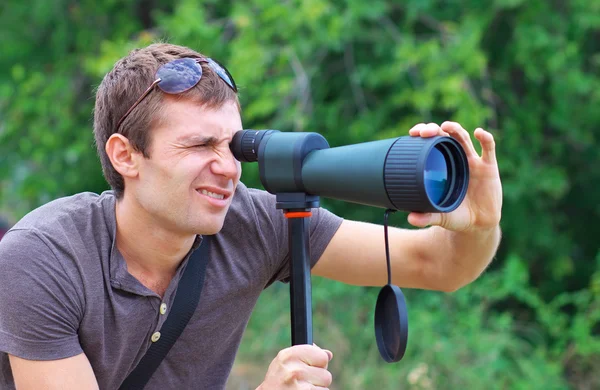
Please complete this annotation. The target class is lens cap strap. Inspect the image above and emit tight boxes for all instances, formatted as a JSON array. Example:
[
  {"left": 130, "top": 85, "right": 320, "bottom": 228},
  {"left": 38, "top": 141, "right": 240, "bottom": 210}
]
[
  {"left": 374, "top": 209, "right": 409, "bottom": 363},
  {"left": 384, "top": 210, "right": 394, "bottom": 286}
]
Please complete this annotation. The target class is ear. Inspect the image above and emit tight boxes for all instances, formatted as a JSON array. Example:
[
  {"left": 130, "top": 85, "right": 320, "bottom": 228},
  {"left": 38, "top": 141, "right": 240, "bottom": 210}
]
[{"left": 105, "top": 134, "right": 142, "bottom": 179}]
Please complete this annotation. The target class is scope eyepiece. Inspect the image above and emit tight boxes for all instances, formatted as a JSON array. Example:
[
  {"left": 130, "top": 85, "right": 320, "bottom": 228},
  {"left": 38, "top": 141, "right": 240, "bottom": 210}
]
[{"left": 231, "top": 129, "right": 279, "bottom": 162}]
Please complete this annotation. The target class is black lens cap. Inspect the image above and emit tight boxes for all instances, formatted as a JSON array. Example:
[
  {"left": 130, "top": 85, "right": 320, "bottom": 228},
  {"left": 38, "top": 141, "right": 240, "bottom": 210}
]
[{"left": 374, "top": 284, "right": 408, "bottom": 362}]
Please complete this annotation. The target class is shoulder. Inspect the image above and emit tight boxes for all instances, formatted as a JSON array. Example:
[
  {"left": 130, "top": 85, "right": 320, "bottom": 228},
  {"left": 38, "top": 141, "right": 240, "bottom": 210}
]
[
  {"left": 226, "top": 182, "right": 278, "bottom": 222},
  {"left": 5, "top": 191, "right": 115, "bottom": 244},
  {"left": 230, "top": 182, "right": 275, "bottom": 205},
  {"left": 0, "top": 191, "right": 115, "bottom": 272},
  {"left": 0, "top": 191, "right": 115, "bottom": 308},
  {"left": 10, "top": 191, "right": 115, "bottom": 233},
  {"left": 226, "top": 182, "right": 343, "bottom": 226}
]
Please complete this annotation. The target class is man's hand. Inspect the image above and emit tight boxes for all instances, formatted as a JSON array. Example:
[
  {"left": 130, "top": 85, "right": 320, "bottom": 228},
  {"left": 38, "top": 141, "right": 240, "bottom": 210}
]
[
  {"left": 407, "top": 121, "right": 502, "bottom": 232},
  {"left": 257, "top": 344, "right": 333, "bottom": 390}
]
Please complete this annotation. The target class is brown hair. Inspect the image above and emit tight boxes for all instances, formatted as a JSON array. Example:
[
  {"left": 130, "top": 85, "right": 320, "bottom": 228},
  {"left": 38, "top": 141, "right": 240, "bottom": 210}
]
[{"left": 93, "top": 43, "right": 239, "bottom": 198}]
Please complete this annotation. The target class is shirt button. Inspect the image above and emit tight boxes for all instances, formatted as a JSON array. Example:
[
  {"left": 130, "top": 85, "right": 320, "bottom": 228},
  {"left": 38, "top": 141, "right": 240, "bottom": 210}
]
[
  {"left": 151, "top": 332, "right": 161, "bottom": 343},
  {"left": 160, "top": 303, "right": 167, "bottom": 315}
]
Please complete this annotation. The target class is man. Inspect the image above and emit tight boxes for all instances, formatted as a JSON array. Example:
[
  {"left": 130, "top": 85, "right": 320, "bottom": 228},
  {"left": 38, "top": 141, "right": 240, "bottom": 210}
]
[{"left": 0, "top": 43, "right": 502, "bottom": 389}]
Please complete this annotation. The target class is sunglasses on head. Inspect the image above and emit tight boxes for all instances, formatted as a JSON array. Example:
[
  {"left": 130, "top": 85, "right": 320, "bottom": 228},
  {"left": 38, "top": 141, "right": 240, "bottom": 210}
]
[{"left": 116, "top": 57, "right": 238, "bottom": 132}]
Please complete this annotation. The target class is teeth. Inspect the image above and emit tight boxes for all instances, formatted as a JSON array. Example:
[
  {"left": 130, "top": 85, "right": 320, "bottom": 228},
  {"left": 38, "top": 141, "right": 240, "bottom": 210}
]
[{"left": 200, "top": 189, "right": 225, "bottom": 200}]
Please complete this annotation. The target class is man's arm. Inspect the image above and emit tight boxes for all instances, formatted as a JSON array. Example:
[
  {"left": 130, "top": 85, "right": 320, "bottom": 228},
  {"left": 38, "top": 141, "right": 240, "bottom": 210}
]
[
  {"left": 9, "top": 354, "right": 99, "bottom": 390},
  {"left": 313, "top": 121, "right": 502, "bottom": 292},
  {"left": 313, "top": 221, "right": 500, "bottom": 292}
]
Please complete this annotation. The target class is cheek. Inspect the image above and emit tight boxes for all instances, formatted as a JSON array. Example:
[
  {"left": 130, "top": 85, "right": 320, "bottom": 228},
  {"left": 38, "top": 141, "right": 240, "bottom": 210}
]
[
  {"left": 143, "top": 155, "right": 194, "bottom": 188},
  {"left": 178, "top": 154, "right": 213, "bottom": 179},
  {"left": 235, "top": 161, "right": 242, "bottom": 179}
]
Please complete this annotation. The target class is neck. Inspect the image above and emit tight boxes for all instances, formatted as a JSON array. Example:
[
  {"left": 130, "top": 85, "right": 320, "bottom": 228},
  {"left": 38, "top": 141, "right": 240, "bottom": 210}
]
[{"left": 114, "top": 193, "right": 196, "bottom": 283}]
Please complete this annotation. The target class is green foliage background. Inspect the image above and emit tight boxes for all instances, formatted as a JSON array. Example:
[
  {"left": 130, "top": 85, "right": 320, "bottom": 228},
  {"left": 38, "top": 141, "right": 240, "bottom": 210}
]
[{"left": 1, "top": 0, "right": 599, "bottom": 388}]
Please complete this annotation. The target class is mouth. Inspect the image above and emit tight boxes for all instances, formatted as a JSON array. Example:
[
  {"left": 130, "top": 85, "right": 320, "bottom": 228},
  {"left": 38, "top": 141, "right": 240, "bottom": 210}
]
[
  {"left": 199, "top": 189, "right": 226, "bottom": 200},
  {"left": 195, "top": 186, "right": 233, "bottom": 207}
]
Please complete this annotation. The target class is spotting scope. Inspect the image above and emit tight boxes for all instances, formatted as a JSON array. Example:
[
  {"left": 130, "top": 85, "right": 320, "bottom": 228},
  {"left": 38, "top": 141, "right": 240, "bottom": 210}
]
[{"left": 231, "top": 130, "right": 469, "bottom": 213}]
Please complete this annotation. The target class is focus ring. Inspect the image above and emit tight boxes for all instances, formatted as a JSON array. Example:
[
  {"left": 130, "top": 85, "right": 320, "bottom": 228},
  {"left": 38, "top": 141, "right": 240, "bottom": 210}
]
[
  {"left": 384, "top": 138, "right": 426, "bottom": 212},
  {"left": 241, "top": 131, "right": 260, "bottom": 162}
]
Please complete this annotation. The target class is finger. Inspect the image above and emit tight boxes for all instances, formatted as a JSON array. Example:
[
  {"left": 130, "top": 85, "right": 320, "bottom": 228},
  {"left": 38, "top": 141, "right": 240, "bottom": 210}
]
[
  {"left": 407, "top": 212, "right": 445, "bottom": 228},
  {"left": 474, "top": 127, "right": 497, "bottom": 164},
  {"left": 409, "top": 123, "right": 446, "bottom": 138},
  {"left": 312, "top": 344, "right": 332, "bottom": 369},
  {"left": 441, "top": 121, "right": 478, "bottom": 157},
  {"left": 289, "top": 345, "right": 330, "bottom": 368},
  {"left": 312, "top": 343, "right": 333, "bottom": 362},
  {"left": 408, "top": 123, "right": 427, "bottom": 136},
  {"left": 298, "top": 366, "right": 332, "bottom": 388}
]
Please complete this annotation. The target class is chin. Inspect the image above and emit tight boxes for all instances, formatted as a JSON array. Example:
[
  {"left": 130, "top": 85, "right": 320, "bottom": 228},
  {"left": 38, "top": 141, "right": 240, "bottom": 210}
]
[
  {"left": 194, "top": 218, "right": 226, "bottom": 236},
  {"left": 201, "top": 226, "right": 224, "bottom": 236}
]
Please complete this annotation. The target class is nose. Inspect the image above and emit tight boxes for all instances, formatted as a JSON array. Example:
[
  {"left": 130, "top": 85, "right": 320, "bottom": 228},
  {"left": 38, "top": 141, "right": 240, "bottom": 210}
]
[{"left": 212, "top": 145, "right": 241, "bottom": 179}]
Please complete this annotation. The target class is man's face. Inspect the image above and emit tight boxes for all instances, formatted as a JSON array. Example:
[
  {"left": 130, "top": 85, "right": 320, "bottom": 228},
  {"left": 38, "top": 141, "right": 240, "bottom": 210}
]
[{"left": 130, "top": 98, "right": 242, "bottom": 236}]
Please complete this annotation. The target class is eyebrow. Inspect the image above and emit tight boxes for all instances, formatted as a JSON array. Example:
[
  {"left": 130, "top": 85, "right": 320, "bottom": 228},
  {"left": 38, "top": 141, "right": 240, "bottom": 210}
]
[{"left": 177, "top": 135, "right": 220, "bottom": 145}]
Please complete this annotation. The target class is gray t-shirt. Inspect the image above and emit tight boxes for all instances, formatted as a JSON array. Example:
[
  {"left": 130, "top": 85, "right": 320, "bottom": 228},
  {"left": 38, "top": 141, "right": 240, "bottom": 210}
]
[{"left": 0, "top": 183, "right": 343, "bottom": 389}]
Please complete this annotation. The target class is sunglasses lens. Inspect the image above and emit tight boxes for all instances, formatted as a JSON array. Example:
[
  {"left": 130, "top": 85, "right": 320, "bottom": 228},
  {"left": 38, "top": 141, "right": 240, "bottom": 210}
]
[
  {"left": 156, "top": 58, "right": 203, "bottom": 94},
  {"left": 206, "top": 58, "right": 237, "bottom": 91}
]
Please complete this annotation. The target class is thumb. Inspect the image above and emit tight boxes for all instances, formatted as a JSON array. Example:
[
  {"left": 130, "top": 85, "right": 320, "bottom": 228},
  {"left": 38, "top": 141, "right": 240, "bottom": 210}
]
[
  {"left": 313, "top": 343, "right": 333, "bottom": 361},
  {"left": 407, "top": 212, "right": 444, "bottom": 228}
]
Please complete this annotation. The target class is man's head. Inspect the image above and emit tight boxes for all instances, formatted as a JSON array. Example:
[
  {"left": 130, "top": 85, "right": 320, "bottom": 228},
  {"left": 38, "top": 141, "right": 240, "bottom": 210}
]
[
  {"left": 94, "top": 43, "right": 242, "bottom": 235},
  {"left": 94, "top": 43, "right": 240, "bottom": 198}
]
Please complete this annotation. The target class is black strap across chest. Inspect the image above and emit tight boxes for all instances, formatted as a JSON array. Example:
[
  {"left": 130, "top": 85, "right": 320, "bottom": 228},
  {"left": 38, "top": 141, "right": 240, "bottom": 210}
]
[{"left": 119, "top": 236, "right": 211, "bottom": 390}]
